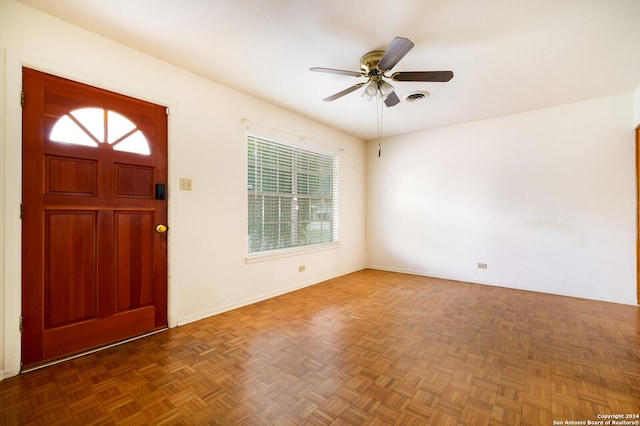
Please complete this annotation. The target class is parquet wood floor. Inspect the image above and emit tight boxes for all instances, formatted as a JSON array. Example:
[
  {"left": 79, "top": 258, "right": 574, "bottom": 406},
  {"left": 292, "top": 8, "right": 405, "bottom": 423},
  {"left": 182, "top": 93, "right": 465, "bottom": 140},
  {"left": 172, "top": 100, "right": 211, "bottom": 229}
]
[{"left": 1, "top": 269, "right": 639, "bottom": 425}]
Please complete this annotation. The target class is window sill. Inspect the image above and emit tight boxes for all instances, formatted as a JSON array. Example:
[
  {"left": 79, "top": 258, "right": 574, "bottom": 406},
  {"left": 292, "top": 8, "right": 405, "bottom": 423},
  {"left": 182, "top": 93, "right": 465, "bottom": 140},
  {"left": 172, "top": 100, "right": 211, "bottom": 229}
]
[{"left": 245, "top": 242, "right": 339, "bottom": 264}]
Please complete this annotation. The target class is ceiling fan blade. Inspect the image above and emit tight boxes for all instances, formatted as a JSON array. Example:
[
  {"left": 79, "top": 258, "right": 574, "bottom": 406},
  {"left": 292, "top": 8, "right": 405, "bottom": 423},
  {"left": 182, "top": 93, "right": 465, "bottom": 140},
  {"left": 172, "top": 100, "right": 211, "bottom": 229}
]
[
  {"left": 310, "top": 67, "right": 364, "bottom": 77},
  {"left": 377, "top": 37, "right": 415, "bottom": 72},
  {"left": 391, "top": 71, "right": 454, "bottom": 82},
  {"left": 384, "top": 91, "right": 400, "bottom": 107},
  {"left": 323, "top": 82, "right": 365, "bottom": 101}
]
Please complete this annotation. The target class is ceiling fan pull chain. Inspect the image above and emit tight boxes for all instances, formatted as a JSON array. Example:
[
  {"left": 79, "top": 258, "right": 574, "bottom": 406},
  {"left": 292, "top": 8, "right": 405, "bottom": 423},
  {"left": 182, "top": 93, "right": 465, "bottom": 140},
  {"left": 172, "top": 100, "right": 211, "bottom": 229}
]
[{"left": 377, "top": 94, "right": 383, "bottom": 158}]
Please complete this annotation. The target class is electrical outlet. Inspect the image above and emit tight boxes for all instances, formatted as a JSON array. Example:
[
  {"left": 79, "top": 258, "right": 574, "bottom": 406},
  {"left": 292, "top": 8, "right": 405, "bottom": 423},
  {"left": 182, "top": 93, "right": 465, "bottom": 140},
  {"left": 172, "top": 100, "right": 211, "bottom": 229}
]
[
  {"left": 179, "top": 178, "right": 192, "bottom": 191},
  {"left": 477, "top": 263, "right": 488, "bottom": 269},
  {"left": 298, "top": 265, "right": 306, "bottom": 272}
]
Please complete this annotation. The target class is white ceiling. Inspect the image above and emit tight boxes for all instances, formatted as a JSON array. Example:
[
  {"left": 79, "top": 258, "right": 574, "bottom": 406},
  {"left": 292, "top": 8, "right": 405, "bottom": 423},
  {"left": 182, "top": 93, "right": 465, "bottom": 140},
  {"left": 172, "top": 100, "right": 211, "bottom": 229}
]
[{"left": 16, "top": 0, "right": 640, "bottom": 140}]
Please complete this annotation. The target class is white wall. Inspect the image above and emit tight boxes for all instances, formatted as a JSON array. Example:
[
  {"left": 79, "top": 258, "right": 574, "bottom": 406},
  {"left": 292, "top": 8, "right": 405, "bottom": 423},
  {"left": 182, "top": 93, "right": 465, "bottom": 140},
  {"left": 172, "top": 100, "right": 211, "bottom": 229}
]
[
  {"left": 0, "top": 1, "right": 366, "bottom": 378},
  {"left": 367, "top": 92, "right": 637, "bottom": 305}
]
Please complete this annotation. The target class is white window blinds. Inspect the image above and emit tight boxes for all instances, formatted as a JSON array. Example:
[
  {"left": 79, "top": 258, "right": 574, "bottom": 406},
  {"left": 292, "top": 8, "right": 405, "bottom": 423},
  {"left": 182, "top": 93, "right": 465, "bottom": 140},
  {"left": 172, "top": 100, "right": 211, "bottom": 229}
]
[{"left": 247, "top": 132, "right": 339, "bottom": 255}]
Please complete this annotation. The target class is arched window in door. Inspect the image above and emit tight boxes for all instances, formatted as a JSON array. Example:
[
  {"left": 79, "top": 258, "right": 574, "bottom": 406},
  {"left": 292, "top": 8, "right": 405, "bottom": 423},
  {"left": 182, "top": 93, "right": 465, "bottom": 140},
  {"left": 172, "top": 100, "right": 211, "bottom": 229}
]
[{"left": 50, "top": 107, "right": 151, "bottom": 155}]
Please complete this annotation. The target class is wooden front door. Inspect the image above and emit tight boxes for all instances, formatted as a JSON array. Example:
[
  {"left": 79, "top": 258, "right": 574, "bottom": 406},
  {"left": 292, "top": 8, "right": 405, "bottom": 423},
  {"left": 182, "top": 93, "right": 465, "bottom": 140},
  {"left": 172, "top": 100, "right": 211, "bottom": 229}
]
[{"left": 21, "top": 68, "right": 168, "bottom": 369}]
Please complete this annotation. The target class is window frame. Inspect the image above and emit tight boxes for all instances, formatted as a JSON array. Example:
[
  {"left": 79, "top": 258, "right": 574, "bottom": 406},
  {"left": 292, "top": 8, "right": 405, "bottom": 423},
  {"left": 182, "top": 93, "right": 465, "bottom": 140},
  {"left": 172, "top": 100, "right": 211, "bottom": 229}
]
[{"left": 246, "top": 129, "right": 339, "bottom": 261}]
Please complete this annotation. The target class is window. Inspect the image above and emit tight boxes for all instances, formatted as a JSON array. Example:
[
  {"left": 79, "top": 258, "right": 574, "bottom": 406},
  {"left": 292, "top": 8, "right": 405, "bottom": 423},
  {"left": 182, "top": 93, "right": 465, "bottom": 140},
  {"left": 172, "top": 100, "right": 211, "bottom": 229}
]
[
  {"left": 50, "top": 108, "right": 151, "bottom": 155},
  {"left": 248, "top": 132, "right": 339, "bottom": 255}
]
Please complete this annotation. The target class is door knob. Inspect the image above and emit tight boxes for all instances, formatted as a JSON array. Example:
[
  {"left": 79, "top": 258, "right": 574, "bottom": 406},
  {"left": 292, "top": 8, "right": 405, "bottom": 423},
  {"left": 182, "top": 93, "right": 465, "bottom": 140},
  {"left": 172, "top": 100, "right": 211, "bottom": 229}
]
[{"left": 156, "top": 224, "right": 168, "bottom": 233}]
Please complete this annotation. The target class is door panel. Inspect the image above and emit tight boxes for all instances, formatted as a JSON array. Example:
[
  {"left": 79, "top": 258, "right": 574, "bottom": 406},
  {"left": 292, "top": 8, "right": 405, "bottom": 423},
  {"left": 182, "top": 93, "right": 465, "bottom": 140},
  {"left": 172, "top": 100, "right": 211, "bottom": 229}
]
[
  {"left": 45, "top": 211, "right": 97, "bottom": 328},
  {"left": 22, "top": 68, "right": 168, "bottom": 368},
  {"left": 45, "top": 156, "right": 98, "bottom": 195},
  {"left": 116, "top": 211, "right": 154, "bottom": 311},
  {"left": 114, "top": 164, "right": 154, "bottom": 198}
]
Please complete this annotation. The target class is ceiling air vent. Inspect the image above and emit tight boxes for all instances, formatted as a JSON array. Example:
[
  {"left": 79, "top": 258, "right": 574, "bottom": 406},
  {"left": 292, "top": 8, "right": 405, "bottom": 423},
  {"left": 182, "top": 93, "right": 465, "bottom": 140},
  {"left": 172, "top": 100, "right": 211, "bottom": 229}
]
[{"left": 404, "top": 91, "right": 430, "bottom": 103}]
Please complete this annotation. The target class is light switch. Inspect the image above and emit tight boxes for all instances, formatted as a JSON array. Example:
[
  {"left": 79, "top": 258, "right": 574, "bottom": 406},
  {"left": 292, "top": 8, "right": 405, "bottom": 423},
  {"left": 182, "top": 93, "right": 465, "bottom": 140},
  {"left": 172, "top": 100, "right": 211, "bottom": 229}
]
[{"left": 180, "top": 178, "right": 192, "bottom": 191}]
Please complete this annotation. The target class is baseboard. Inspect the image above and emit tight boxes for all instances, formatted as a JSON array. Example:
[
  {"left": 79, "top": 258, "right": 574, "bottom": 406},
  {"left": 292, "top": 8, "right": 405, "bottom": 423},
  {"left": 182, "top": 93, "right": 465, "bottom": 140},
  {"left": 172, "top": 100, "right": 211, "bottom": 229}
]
[
  {"left": 176, "top": 265, "right": 366, "bottom": 326},
  {"left": 368, "top": 265, "right": 639, "bottom": 306}
]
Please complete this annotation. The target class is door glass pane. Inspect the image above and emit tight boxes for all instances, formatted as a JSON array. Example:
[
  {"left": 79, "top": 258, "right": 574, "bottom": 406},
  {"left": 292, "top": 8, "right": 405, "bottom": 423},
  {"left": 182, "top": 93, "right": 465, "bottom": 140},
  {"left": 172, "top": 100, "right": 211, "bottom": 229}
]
[
  {"left": 108, "top": 110, "right": 136, "bottom": 144},
  {"left": 50, "top": 115, "right": 98, "bottom": 147},
  {"left": 113, "top": 130, "right": 151, "bottom": 155},
  {"left": 50, "top": 108, "right": 150, "bottom": 155},
  {"left": 70, "top": 108, "right": 104, "bottom": 142}
]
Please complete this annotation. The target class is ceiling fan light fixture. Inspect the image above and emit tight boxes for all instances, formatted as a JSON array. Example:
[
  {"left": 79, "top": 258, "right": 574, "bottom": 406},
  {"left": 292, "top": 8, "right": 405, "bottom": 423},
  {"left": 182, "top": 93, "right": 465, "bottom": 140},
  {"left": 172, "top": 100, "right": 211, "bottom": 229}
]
[
  {"left": 361, "top": 80, "right": 378, "bottom": 101},
  {"left": 379, "top": 80, "right": 395, "bottom": 98}
]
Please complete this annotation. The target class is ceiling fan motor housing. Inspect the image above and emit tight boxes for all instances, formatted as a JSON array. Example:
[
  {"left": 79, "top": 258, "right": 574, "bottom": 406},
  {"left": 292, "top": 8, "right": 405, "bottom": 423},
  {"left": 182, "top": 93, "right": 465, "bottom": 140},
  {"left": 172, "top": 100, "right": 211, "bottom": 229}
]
[{"left": 360, "top": 51, "right": 385, "bottom": 75}]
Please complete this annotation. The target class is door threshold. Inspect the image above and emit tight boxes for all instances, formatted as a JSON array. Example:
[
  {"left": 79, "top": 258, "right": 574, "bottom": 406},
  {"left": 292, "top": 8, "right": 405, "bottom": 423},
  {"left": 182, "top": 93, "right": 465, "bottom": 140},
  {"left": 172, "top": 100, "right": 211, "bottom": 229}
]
[{"left": 21, "top": 328, "right": 168, "bottom": 373}]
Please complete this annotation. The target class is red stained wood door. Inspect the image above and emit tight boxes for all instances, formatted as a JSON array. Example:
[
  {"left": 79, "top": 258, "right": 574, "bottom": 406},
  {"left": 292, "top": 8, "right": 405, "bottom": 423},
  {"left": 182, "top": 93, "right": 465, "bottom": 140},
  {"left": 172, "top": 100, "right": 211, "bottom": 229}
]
[{"left": 21, "top": 68, "right": 168, "bottom": 369}]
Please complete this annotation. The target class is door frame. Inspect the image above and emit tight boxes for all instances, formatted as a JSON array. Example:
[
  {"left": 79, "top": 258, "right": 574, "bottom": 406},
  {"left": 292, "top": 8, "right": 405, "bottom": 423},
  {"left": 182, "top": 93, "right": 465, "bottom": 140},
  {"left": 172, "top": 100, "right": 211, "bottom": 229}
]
[
  {"left": 636, "top": 124, "right": 640, "bottom": 305},
  {"left": 2, "top": 51, "right": 175, "bottom": 378}
]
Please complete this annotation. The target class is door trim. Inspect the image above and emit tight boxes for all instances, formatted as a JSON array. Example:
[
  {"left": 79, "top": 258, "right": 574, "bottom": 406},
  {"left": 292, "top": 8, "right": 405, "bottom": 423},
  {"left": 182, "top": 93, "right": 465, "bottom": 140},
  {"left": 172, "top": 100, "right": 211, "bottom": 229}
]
[{"left": 636, "top": 124, "right": 640, "bottom": 305}]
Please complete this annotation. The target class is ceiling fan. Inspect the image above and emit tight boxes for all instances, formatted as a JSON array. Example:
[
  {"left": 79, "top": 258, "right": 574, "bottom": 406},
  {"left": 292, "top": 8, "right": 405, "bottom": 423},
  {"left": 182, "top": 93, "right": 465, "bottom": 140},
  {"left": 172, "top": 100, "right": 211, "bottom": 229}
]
[{"left": 310, "top": 37, "right": 453, "bottom": 107}]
